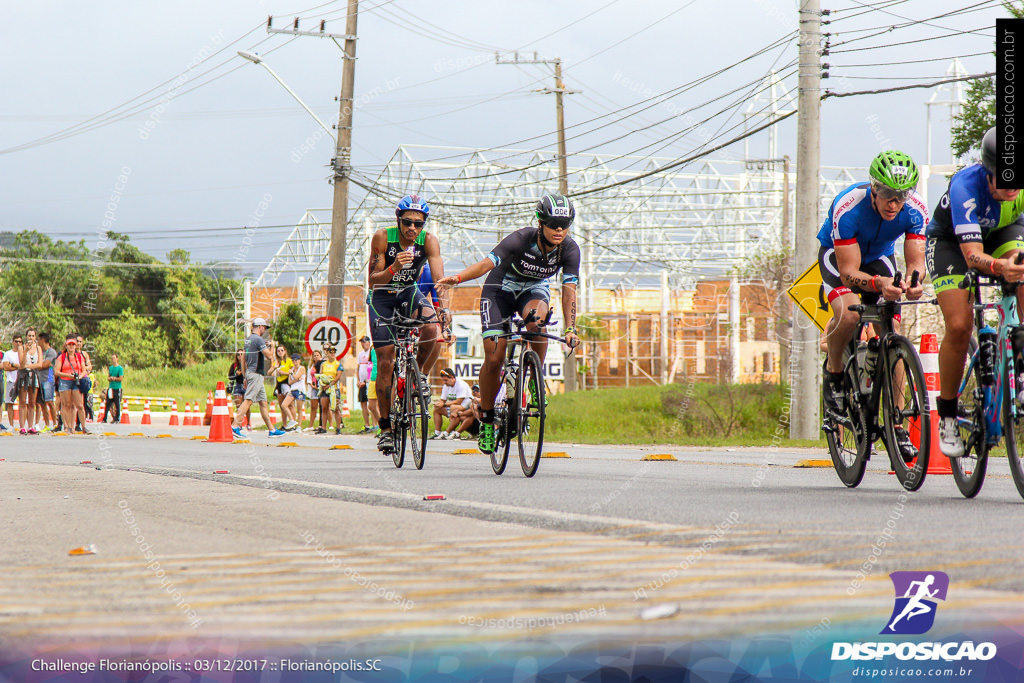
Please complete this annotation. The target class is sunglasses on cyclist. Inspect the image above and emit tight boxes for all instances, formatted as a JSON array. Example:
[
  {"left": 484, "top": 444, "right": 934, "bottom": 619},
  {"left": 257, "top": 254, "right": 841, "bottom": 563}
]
[
  {"left": 873, "top": 185, "right": 910, "bottom": 204},
  {"left": 400, "top": 218, "right": 426, "bottom": 228},
  {"left": 541, "top": 221, "right": 570, "bottom": 232}
]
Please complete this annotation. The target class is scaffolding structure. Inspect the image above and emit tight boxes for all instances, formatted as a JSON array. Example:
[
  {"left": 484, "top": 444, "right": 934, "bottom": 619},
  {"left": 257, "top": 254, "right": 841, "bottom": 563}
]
[{"left": 257, "top": 146, "right": 862, "bottom": 294}]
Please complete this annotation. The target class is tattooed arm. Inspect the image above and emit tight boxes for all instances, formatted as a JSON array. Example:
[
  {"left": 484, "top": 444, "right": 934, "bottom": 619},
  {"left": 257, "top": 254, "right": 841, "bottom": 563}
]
[{"left": 836, "top": 242, "right": 903, "bottom": 301}]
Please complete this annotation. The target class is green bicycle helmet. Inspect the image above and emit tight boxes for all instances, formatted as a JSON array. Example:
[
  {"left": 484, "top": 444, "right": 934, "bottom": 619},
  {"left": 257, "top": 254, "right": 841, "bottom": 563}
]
[{"left": 869, "top": 150, "right": 920, "bottom": 191}]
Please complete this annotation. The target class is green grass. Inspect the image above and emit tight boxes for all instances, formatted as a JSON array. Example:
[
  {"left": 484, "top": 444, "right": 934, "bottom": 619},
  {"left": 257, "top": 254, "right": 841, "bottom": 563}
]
[
  {"left": 101, "top": 358, "right": 229, "bottom": 404},
  {"left": 545, "top": 383, "right": 827, "bottom": 448}
]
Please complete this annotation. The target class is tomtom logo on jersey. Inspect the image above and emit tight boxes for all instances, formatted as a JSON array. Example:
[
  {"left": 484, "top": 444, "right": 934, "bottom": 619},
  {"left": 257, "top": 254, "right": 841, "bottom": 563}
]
[{"left": 831, "top": 641, "right": 996, "bottom": 662}]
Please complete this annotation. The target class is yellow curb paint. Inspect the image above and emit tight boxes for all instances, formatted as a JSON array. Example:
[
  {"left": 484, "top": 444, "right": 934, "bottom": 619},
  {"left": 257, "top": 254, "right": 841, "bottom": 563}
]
[
  {"left": 233, "top": 439, "right": 252, "bottom": 444},
  {"left": 190, "top": 435, "right": 206, "bottom": 440},
  {"left": 277, "top": 442, "right": 299, "bottom": 447},
  {"left": 453, "top": 448, "right": 481, "bottom": 455},
  {"left": 103, "top": 432, "right": 118, "bottom": 437},
  {"left": 129, "top": 433, "right": 144, "bottom": 437},
  {"left": 642, "top": 453, "right": 678, "bottom": 461},
  {"left": 542, "top": 452, "right": 570, "bottom": 458},
  {"left": 330, "top": 444, "right": 352, "bottom": 450},
  {"left": 794, "top": 459, "right": 832, "bottom": 468},
  {"left": 156, "top": 434, "right": 173, "bottom": 438}
]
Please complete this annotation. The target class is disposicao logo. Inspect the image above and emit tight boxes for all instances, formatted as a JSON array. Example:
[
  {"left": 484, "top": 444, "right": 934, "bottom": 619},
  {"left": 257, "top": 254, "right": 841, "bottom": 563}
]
[
  {"left": 831, "top": 571, "right": 997, "bottom": 662},
  {"left": 881, "top": 571, "right": 948, "bottom": 635}
]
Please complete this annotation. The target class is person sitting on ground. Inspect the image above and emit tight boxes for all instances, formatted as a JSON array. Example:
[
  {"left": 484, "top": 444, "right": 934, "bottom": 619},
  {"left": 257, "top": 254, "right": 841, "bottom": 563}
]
[{"left": 431, "top": 367, "right": 471, "bottom": 439}]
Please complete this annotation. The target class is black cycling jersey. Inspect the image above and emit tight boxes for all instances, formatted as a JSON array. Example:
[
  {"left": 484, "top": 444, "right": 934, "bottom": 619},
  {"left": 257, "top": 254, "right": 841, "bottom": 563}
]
[{"left": 484, "top": 226, "right": 580, "bottom": 290}]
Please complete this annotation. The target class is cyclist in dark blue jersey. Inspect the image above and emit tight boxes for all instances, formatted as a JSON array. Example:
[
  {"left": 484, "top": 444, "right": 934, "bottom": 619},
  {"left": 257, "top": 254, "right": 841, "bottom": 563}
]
[
  {"left": 367, "top": 194, "right": 450, "bottom": 453},
  {"left": 818, "top": 150, "right": 927, "bottom": 436},
  {"left": 439, "top": 193, "right": 581, "bottom": 454},
  {"left": 926, "top": 127, "right": 1024, "bottom": 456}
]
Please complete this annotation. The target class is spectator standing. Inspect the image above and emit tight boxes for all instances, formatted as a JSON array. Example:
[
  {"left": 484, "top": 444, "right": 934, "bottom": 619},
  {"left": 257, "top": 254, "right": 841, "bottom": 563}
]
[
  {"left": 367, "top": 346, "right": 379, "bottom": 434},
  {"left": 227, "top": 350, "right": 248, "bottom": 428},
  {"left": 316, "top": 342, "right": 341, "bottom": 434},
  {"left": 269, "top": 343, "right": 296, "bottom": 430},
  {"left": 54, "top": 334, "right": 89, "bottom": 435},
  {"left": 305, "top": 349, "right": 322, "bottom": 430},
  {"left": 282, "top": 352, "right": 303, "bottom": 431},
  {"left": 18, "top": 328, "right": 40, "bottom": 434},
  {"left": 2, "top": 335, "right": 22, "bottom": 430},
  {"left": 230, "top": 318, "right": 285, "bottom": 439},
  {"left": 33, "top": 332, "right": 56, "bottom": 432},
  {"left": 76, "top": 334, "right": 95, "bottom": 424},
  {"left": 431, "top": 367, "right": 471, "bottom": 439},
  {"left": 103, "top": 354, "right": 124, "bottom": 423},
  {"left": 356, "top": 335, "right": 376, "bottom": 433}
]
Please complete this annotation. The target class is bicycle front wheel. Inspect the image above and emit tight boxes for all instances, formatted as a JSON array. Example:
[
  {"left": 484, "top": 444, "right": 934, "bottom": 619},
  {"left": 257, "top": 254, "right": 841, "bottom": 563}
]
[
  {"left": 824, "top": 361, "right": 870, "bottom": 487},
  {"left": 952, "top": 343, "right": 988, "bottom": 498},
  {"left": 882, "top": 335, "right": 930, "bottom": 491},
  {"left": 516, "top": 350, "right": 545, "bottom": 477},
  {"left": 1001, "top": 350, "right": 1024, "bottom": 499},
  {"left": 390, "top": 371, "right": 407, "bottom": 469},
  {"left": 407, "top": 358, "right": 429, "bottom": 470}
]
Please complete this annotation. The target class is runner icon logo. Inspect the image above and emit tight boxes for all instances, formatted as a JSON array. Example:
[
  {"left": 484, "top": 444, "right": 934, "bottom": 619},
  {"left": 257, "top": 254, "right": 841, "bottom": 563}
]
[{"left": 880, "top": 571, "right": 949, "bottom": 635}]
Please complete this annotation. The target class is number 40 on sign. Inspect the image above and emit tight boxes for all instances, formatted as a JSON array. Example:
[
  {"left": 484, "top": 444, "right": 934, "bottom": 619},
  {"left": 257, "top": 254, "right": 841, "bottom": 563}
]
[{"left": 304, "top": 316, "right": 352, "bottom": 357}]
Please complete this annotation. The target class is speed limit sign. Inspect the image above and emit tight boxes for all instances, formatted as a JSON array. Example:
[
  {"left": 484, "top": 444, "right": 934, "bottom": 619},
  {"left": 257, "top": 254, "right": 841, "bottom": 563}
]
[{"left": 304, "top": 316, "right": 352, "bottom": 357}]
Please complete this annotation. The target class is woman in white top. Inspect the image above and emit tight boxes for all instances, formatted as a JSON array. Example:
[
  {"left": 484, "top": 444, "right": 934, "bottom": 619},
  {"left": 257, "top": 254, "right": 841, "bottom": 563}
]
[
  {"left": 305, "top": 349, "right": 322, "bottom": 431},
  {"left": 281, "top": 353, "right": 304, "bottom": 431}
]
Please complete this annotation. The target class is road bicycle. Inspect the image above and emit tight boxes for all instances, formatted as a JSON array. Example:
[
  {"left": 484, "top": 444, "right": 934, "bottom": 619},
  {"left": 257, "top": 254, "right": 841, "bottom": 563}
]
[
  {"left": 822, "top": 271, "right": 933, "bottom": 491},
  {"left": 489, "top": 309, "right": 570, "bottom": 477},
  {"left": 954, "top": 263, "right": 1024, "bottom": 499},
  {"left": 378, "top": 310, "right": 434, "bottom": 470}
]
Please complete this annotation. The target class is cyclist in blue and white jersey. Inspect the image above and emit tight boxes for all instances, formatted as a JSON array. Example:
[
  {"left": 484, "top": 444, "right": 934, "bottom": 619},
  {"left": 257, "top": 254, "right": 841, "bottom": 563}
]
[
  {"left": 926, "top": 127, "right": 1024, "bottom": 457},
  {"left": 367, "top": 194, "right": 450, "bottom": 454},
  {"left": 818, "top": 151, "right": 927, "bottom": 458},
  {"left": 438, "top": 194, "right": 581, "bottom": 454}
]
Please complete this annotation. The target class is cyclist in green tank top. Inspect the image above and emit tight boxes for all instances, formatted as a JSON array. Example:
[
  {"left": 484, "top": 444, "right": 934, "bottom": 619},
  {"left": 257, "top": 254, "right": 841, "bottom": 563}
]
[{"left": 367, "top": 194, "right": 450, "bottom": 454}]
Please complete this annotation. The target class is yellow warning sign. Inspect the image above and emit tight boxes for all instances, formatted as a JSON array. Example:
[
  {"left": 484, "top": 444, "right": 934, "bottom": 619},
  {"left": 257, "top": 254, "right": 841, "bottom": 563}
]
[{"left": 786, "top": 261, "right": 831, "bottom": 332}]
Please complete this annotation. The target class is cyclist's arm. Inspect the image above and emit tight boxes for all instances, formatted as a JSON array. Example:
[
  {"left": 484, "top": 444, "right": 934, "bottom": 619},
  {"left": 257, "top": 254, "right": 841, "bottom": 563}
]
[
  {"left": 421, "top": 233, "right": 450, "bottom": 311},
  {"left": 902, "top": 236, "right": 927, "bottom": 299},
  {"left": 439, "top": 257, "right": 494, "bottom": 285},
  {"left": 835, "top": 242, "right": 901, "bottom": 300},
  {"left": 561, "top": 282, "right": 578, "bottom": 340},
  {"left": 960, "top": 241, "right": 1024, "bottom": 280}
]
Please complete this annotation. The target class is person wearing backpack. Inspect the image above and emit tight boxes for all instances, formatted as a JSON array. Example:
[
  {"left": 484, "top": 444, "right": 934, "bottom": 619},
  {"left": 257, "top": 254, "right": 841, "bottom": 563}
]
[{"left": 54, "top": 334, "right": 88, "bottom": 436}]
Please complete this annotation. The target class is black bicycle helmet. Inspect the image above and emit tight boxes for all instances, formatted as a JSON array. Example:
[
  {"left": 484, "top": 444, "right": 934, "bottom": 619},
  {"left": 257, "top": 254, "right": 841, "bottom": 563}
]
[
  {"left": 981, "top": 126, "right": 998, "bottom": 175},
  {"left": 535, "top": 193, "right": 575, "bottom": 229}
]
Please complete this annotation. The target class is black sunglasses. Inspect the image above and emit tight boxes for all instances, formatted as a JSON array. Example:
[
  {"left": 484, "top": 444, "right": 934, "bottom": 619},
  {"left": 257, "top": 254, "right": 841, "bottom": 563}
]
[
  {"left": 400, "top": 218, "right": 425, "bottom": 228},
  {"left": 541, "top": 221, "right": 570, "bottom": 232}
]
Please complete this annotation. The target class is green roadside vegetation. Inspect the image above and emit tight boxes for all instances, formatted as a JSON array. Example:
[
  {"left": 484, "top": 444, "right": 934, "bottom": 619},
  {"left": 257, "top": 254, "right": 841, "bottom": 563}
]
[{"left": 546, "top": 383, "right": 827, "bottom": 449}]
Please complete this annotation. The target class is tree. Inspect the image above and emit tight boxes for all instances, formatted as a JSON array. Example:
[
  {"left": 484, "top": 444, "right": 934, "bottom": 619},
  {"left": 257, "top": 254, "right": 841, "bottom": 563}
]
[
  {"left": 950, "top": 3, "right": 1024, "bottom": 157},
  {"left": 272, "top": 303, "right": 307, "bottom": 356},
  {"left": 575, "top": 314, "right": 609, "bottom": 390},
  {"left": 90, "top": 309, "right": 171, "bottom": 369}
]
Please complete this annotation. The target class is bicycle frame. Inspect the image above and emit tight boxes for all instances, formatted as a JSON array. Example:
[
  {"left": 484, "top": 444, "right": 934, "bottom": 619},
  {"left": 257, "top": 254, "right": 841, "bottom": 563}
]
[{"left": 960, "top": 275, "right": 1022, "bottom": 446}]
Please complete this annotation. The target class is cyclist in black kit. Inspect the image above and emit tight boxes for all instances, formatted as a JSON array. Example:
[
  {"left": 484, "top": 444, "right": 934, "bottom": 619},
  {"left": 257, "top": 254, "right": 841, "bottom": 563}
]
[
  {"left": 439, "top": 193, "right": 581, "bottom": 454},
  {"left": 367, "top": 194, "right": 450, "bottom": 453}
]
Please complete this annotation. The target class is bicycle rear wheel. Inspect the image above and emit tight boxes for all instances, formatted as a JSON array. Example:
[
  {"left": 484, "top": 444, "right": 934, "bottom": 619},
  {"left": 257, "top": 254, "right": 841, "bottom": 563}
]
[
  {"left": 1001, "top": 349, "right": 1024, "bottom": 499},
  {"left": 517, "top": 350, "right": 545, "bottom": 477},
  {"left": 390, "top": 370, "right": 407, "bottom": 469},
  {"left": 407, "top": 358, "right": 428, "bottom": 470},
  {"left": 952, "top": 344, "right": 987, "bottom": 498},
  {"left": 824, "top": 360, "right": 870, "bottom": 487},
  {"left": 882, "top": 335, "right": 929, "bottom": 491}
]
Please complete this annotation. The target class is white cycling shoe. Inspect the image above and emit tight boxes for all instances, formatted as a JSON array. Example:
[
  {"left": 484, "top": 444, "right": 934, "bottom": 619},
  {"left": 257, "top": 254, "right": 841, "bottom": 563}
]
[{"left": 938, "top": 416, "right": 965, "bottom": 458}]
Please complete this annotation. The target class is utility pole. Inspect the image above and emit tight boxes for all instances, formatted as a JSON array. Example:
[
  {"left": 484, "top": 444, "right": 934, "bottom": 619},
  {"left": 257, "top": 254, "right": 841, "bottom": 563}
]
[
  {"left": 268, "top": 4, "right": 358, "bottom": 321},
  {"left": 792, "top": 0, "right": 822, "bottom": 439},
  {"left": 496, "top": 52, "right": 582, "bottom": 389}
]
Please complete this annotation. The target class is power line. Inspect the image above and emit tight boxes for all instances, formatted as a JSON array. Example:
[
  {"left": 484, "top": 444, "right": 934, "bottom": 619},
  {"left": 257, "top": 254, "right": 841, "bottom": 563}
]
[
  {"left": 829, "top": 24, "right": 993, "bottom": 54},
  {"left": 823, "top": 70, "right": 993, "bottom": 98}
]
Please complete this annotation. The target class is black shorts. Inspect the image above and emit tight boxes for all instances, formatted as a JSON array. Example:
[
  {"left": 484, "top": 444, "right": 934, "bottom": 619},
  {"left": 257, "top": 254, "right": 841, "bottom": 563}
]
[
  {"left": 274, "top": 380, "right": 289, "bottom": 396},
  {"left": 927, "top": 222, "right": 1024, "bottom": 293},
  {"left": 817, "top": 245, "right": 895, "bottom": 306},
  {"left": 358, "top": 383, "right": 368, "bottom": 403},
  {"left": 480, "top": 282, "right": 551, "bottom": 338},
  {"left": 367, "top": 286, "right": 435, "bottom": 349},
  {"left": 464, "top": 418, "right": 480, "bottom": 436}
]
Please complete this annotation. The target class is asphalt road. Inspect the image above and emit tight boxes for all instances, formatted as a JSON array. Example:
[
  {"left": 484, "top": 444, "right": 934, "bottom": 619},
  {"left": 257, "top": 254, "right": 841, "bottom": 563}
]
[{"left": 2, "top": 423, "right": 1023, "bottom": 646}]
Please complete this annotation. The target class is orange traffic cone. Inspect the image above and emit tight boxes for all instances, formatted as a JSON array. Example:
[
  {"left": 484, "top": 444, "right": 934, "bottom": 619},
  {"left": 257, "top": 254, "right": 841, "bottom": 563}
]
[
  {"left": 203, "top": 391, "right": 213, "bottom": 426},
  {"left": 168, "top": 400, "right": 180, "bottom": 426},
  {"left": 120, "top": 398, "right": 131, "bottom": 424},
  {"left": 189, "top": 401, "right": 200, "bottom": 427},
  {"left": 207, "top": 382, "right": 233, "bottom": 442},
  {"left": 182, "top": 402, "right": 192, "bottom": 426},
  {"left": 97, "top": 396, "right": 107, "bottom": 423},
  {"left": 268, "top": 400, "right": 278, "bottom": 429},
  {"left": 342, "top": 398, "right": 351, "bottom": 419},
  {"left": 141, "top": 400, "right": 152, "bottom": 425},
  {"left": 907, "top": 333, "right": 952, "bottom": 475},
  {"left": 11, "top": 401, "right": 18, "bottom": 425}
]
